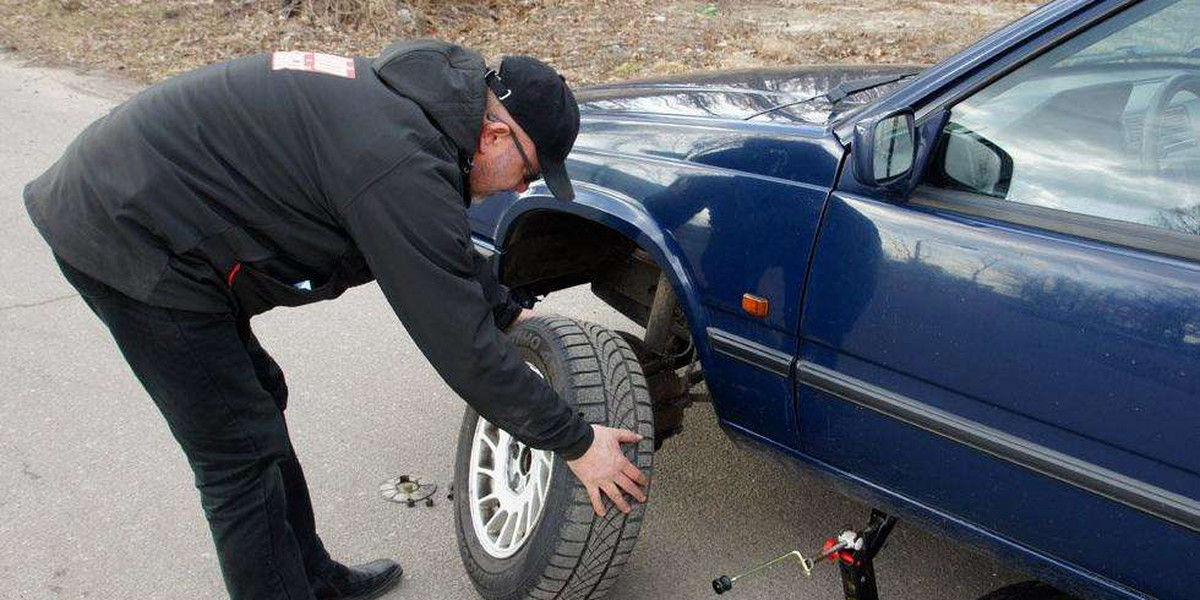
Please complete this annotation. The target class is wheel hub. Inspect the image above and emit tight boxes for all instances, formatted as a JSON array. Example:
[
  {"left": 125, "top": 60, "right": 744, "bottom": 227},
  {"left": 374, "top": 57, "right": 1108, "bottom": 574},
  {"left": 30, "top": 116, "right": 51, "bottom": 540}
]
[{"left": 506, "top": 441, "right": 532, "bottom": 492}]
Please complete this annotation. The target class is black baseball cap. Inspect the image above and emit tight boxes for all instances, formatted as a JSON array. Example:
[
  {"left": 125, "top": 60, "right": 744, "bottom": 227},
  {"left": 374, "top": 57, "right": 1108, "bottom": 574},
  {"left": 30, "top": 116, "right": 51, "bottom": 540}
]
[{"left": 486, "top": 56, "right": 580, "bottom": 201}]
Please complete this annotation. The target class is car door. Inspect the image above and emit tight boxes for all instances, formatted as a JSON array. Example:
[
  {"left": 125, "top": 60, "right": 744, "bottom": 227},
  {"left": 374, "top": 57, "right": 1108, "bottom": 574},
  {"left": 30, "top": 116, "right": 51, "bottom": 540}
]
[{"left": 798, "top": 1, "right": 1199, "bottom": 598}]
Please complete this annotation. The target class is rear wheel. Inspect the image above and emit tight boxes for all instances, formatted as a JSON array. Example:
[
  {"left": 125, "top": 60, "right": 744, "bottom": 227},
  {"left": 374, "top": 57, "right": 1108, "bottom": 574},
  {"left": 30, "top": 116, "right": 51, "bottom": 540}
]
[{"left": 454, "top": 316, "right": 655, "bottom": 600}]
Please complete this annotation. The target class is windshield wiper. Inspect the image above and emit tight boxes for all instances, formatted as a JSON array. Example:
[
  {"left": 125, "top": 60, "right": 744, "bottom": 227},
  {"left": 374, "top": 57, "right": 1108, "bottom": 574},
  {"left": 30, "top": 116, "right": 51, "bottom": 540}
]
[{"left": 744, "top": 71, "right": 921, "bottom": 120}]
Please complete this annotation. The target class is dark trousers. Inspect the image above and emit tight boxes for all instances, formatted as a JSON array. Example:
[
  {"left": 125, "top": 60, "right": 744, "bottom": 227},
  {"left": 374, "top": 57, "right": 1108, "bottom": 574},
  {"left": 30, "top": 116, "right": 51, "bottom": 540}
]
[{"left": 56, "top": 257, "right": 331, "bottom": 600}]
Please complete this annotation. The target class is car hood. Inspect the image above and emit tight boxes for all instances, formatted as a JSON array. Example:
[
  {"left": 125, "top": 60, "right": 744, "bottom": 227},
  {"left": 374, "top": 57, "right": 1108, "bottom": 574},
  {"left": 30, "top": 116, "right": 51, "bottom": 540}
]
[{"left": 576, "top": 64, "right": 923, "bottom": 125}]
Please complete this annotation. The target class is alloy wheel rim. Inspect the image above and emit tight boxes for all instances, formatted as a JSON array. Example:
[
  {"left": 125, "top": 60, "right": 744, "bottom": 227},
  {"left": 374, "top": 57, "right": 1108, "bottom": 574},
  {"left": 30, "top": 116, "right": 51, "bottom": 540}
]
[{"left": 468, "top": 363, "right": 555, "bottom": 559}]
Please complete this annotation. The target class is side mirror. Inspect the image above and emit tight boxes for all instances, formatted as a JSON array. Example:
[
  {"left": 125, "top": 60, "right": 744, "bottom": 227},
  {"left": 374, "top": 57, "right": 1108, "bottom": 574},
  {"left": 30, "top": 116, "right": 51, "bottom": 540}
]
[{"left": 853, "top": 110, "right": 916, "bottom": 189}]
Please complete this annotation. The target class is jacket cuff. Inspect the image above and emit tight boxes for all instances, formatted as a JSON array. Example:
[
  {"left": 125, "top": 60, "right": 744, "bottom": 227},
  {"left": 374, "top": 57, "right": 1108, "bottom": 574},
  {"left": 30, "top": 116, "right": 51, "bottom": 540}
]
[
  {"left": 494, "top": 295, "right": 523, "bottom": 331},
  {"left": 557, "top": 419, "right": 595, "bottom": 461}
]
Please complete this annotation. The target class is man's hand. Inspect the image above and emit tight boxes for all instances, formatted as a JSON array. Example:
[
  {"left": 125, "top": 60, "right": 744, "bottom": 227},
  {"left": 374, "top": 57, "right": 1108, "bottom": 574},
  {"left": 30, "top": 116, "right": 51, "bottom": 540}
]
[{"left": 566, "top": 425, "right": 649, "bottom": 516}]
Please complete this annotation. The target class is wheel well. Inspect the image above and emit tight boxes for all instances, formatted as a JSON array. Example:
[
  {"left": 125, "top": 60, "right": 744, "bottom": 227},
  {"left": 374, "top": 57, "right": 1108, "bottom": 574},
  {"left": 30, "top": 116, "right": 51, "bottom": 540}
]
[
  {"left": 500, "top": 210, "right": 679, "bottom": 335},
  {"left": 499, "top": 210, "right": 704, "bottom": 447},
  {"left": 500, "top": 210, "right": 637, "bottom": 297}
]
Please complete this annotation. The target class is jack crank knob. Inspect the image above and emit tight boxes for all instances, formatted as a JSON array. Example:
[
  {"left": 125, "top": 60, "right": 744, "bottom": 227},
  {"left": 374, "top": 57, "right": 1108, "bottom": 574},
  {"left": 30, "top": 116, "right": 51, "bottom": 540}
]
[{"left": 712, "top": 575, "right": 733, "bottom": 594}]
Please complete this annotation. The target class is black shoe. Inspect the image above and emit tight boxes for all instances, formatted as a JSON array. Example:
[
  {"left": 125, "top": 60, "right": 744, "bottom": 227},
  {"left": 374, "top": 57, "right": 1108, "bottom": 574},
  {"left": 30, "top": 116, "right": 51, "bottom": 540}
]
[{"left": 312, "top": 559, "right": 403, "bottom": 600}]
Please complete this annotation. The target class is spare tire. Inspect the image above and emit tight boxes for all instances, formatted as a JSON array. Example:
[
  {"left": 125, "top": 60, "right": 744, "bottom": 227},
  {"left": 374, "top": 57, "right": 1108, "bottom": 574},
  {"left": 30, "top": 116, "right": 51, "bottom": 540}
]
[{"left": 454, "top": 316, "right": 655, "bottom": 600}]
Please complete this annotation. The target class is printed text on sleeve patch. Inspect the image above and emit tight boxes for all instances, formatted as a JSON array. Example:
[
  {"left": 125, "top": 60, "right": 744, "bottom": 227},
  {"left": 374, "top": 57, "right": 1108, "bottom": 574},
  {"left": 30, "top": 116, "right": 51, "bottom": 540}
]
[{"left": 271, "top": 51, "right": 356, "bottom": 79}]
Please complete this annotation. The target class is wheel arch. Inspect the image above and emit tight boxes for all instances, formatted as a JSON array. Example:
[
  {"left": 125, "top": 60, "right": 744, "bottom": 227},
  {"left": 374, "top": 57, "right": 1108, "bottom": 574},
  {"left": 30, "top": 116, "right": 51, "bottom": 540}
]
[{"left": 490, "top": 182, "right": 715, "bottom": 373}]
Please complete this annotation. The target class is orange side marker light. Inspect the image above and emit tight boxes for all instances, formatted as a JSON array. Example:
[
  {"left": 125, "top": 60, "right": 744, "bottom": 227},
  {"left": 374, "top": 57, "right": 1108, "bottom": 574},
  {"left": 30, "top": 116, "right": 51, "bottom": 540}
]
[{"left": 741, "top": 294, "right": 769, "bottom": 318}]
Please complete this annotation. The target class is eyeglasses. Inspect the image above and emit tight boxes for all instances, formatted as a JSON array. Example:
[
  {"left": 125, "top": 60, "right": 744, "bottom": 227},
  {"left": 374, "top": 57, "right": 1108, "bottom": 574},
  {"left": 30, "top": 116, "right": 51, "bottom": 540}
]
[{"left": 486, "top": 114, "right": 541, "bottom": 185}]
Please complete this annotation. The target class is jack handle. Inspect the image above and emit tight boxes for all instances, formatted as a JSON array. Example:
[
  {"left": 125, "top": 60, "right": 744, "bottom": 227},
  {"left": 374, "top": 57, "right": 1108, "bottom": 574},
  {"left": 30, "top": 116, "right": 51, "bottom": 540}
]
[{"left": 712, "top": 540, "right": 851, "bottom": 595}]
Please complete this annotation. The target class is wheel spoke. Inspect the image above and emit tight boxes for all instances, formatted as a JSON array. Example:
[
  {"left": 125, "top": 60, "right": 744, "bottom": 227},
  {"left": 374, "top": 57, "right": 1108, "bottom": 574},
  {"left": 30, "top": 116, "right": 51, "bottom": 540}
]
[
  {"left": 538, "top": 465, "right": 551, "bottom": 498},
  {"left": 530, "top": 474, "right": 541, "bottom": 503},
  {"left": 513, "top": 505, "right": 527, "bottom": 545},
  {"left": 522, "top": 497, "right": 536, "bottom": 539},
  {"left": 499, "top": 510, "right": 518, "bottom": 547},
  {"left": 475, "top": 466, "right": 498, "bottom": 481},
  {"left": 484, "top": 509, "right": 505, "bottom": 535}
]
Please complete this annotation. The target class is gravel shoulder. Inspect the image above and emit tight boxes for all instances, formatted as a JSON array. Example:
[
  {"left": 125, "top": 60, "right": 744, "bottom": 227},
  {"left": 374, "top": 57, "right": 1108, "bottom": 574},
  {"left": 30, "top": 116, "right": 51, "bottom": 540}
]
[{"left": 0, "top": 0, "right": 1041, "bottom": 85}]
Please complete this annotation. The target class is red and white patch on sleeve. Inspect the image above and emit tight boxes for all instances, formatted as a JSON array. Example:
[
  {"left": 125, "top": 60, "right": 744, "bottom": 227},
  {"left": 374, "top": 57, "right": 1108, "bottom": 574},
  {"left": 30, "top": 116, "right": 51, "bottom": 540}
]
[{"left": 271, "top": 51, "right": 357, "bottom": 79}]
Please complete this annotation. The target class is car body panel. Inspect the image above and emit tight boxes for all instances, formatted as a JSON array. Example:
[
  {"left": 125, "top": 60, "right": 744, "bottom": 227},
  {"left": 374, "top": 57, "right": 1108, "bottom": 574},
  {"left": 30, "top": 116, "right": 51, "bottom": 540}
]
[
  {"left": 565, "top": 118, "right": 842, "bottom": 335},
  {"left": 803, "top": 195, "right": 1200, "bottom": 477},
  {"left": 799, "top": 193, "right": 1199, "bottom": 600}
]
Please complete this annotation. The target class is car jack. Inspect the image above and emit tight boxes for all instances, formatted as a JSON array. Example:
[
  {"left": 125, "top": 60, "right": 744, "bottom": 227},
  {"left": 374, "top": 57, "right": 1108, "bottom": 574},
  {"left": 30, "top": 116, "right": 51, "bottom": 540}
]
[{"left": 712, "top": 509, "right": 898, "bottom": 600}]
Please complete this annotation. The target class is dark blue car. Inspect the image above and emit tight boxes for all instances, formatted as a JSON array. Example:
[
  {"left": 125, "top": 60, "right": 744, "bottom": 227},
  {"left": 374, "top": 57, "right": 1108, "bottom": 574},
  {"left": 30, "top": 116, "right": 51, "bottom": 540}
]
[{"left": 452, "top": 2, "right": 1199, "bottom": 599}]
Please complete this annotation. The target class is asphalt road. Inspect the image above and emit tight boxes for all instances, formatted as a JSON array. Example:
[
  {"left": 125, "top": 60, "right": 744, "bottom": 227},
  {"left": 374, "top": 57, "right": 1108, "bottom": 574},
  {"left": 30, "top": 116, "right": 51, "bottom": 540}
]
[{"left": 0, "top": 52, "right": 1023, "bottom": 600}]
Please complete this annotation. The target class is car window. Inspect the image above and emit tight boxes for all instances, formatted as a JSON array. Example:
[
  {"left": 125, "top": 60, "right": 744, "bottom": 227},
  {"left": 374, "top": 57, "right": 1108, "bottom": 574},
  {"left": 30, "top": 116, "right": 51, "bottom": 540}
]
[{"left": 928, "top": 0, "right": 1200, "bottom": 238}]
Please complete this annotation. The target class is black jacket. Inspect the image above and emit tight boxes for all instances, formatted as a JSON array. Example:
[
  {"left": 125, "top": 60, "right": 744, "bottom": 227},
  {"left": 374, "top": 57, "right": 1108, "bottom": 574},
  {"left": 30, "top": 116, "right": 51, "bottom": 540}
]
[{"left": 24, "top": 40, "right": 593, "bottom": 459}]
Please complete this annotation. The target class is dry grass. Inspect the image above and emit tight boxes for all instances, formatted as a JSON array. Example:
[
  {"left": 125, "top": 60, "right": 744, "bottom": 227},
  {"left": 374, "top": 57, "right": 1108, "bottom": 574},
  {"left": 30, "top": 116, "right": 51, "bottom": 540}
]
[{"left": 0, "top": 0, "right": 1042, "bottom": 85}]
